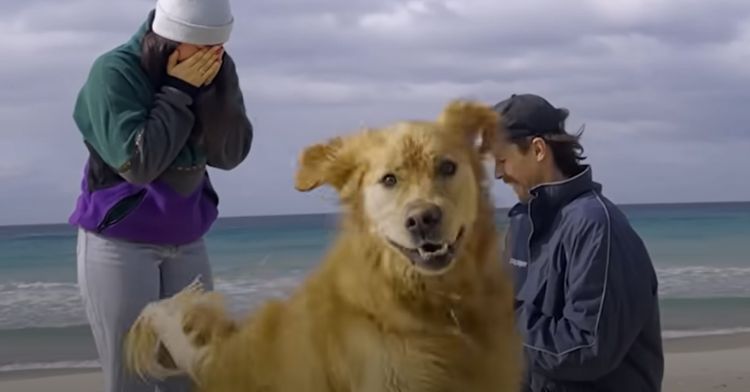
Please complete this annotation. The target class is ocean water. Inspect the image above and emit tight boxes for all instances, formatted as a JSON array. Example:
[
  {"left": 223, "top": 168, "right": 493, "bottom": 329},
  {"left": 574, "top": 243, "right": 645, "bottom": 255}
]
[{"left": 1, "top": 202, "right": 749, "bottom": 372}]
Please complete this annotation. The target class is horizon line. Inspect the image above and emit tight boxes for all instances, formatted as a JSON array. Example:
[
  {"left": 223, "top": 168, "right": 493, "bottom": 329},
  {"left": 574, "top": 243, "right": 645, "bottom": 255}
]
[{"left": 2, "top": 199, "right": 749, "bottom": 229}]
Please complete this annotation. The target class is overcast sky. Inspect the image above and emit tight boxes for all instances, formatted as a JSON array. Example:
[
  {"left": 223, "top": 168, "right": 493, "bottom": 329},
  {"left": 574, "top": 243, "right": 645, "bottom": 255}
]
[{"left": 1, "top": 0, "right": 749, "bottom": 225}]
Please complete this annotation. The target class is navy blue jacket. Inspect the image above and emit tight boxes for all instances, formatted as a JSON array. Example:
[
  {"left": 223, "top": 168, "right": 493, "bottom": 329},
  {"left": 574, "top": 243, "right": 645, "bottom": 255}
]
[{"left": 505, "top": 166, "right": 664, "bottom": 392}]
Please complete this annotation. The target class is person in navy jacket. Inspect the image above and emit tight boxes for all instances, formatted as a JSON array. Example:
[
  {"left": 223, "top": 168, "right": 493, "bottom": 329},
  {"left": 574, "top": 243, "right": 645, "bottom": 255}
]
[{"left": 490, "top": 93, "right": 664, "bottom": 392}]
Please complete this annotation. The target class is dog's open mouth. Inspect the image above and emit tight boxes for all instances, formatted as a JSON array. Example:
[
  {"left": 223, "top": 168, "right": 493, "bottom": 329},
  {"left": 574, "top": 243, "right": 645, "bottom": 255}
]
[{"left": 388, "top": 227, "right": 465, "bottom": 273}]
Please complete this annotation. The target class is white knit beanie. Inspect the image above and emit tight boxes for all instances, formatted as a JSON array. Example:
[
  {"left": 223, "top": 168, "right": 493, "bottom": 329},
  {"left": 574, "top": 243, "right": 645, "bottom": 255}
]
[{"left": 152, "top": 0, "right": 234, "bottom": 45}]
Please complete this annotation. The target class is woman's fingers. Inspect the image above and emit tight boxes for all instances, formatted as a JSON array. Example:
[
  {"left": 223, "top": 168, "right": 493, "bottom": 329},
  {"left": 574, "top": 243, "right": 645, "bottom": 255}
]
[
  {"left": 165, "top": 46, "right": 224, "bottom": 87},
  {"left": 167, "top": 50, "right": 180, "bottom": 71},
  {"left": 194, "top": 46, "right": 221, "bottom": 69},
  {"left": 203, "top": 60, "right": 222, "bottom": 85}
]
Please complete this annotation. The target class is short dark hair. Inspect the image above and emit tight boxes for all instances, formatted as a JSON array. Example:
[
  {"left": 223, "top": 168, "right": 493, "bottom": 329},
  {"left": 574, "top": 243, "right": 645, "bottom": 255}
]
[{"left": 510, "top": 128, "right": 587, "bottom": 178}]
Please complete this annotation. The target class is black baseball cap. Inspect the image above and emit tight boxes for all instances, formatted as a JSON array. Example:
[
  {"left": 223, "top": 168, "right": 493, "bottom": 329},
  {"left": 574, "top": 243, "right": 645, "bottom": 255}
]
[{"left": 492, "top": 93, "right": 570, "bottom": 139}]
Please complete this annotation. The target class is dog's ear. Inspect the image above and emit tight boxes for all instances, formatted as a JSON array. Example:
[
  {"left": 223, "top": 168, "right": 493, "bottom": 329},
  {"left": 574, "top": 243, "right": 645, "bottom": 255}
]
[
  {"left": 437, "top": 100, "right": 498, "bottom": 154},
  {"left": 295, "top": 137, "right": 355, "bottom": 192},
  {"left": 295, "top": 138, "right": 341, "bottom": 192}
]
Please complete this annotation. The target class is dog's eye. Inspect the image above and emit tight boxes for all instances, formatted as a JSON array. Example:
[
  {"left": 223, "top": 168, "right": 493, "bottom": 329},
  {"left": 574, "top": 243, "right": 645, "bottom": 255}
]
[
  {"left": 380, "top": 173, "right": 398, "bottom": 188},
  {"left": 438, "top": 159, "right": 457, "bottom": 177}
]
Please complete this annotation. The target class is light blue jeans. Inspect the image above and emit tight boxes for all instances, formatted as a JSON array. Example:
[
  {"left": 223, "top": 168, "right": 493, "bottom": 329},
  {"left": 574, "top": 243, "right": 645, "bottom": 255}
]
[{"left": 76, "top": 229, "right": 213, "bottom": 392}]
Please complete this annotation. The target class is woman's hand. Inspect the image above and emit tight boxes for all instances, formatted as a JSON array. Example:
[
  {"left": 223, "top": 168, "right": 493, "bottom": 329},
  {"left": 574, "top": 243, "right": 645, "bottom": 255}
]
[
  {"left": 204, "top": 47, "right": 225, "bottom": 86},
  {"left": 167, "top": 46, "right": 222, "bottom": 88}
]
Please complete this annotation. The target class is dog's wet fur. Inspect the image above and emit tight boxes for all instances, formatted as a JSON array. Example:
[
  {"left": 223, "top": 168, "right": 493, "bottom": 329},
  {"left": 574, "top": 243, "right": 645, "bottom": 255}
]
[{"left": 125, "top": 99, "right": 523, "bottom": 391}]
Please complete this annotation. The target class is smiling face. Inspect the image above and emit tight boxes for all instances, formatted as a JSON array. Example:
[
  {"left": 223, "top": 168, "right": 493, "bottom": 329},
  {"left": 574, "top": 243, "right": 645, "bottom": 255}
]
[
  {"left": 360, "top": 123, "right": 478, "bottom": 274},
  {"left": 491, "top": 130, "right": 550, "bottom": 203},
  {"left": 294, "top": 100, "right": 497, "bottom": 276}
]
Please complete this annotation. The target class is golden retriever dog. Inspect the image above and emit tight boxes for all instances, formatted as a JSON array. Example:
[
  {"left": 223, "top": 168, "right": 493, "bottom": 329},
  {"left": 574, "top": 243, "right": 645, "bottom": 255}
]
[{"left": 124, "top": 99, "right": 523, "bottom": 391}]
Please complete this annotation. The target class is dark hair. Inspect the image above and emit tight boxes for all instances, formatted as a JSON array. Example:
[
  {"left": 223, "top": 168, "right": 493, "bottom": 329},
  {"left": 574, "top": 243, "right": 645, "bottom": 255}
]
[
  {"left": 140, "top": 30, "right": 181, "bottom": 87},
  {"left": 512, "top": 127, "right": 587, "bottom": 178}
]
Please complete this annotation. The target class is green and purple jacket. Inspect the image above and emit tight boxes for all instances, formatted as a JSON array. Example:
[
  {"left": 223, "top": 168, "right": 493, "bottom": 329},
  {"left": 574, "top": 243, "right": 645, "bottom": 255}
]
[{"left": 69, "top": 11, "right": 253, "bottom": 245}]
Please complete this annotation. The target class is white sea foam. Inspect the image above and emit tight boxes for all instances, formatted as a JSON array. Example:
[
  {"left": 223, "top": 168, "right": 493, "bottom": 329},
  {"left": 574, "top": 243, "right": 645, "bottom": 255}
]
[
  {"left": 0, "top": 360, "right": 100, "bottom": 373},
  {"left": 0, "top": 274, "right": 305, "bottom": 330},
  {"left": 1, "top": 265, "right": 749, "bottom": 330},
  {"left": 0, "top": 281, "right": 84, "bottom": 330},
  {"left": 662, "top": 327, "right": 750, "bottom": 339},
  {"left": 656, "top": 266, "right": 750, "bottom": 297},
  {"left": 2, "top": 270, "right": 750, "bottom": 373}
]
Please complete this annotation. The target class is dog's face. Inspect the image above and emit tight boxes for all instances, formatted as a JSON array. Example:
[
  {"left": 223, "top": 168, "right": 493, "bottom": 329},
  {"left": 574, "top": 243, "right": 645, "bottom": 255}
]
[
  {"left": 295, "top": 100, "right": 497, "bottom": 276},
  {"left": 359, "top": 122, "right": 479, "bottom": 275}
]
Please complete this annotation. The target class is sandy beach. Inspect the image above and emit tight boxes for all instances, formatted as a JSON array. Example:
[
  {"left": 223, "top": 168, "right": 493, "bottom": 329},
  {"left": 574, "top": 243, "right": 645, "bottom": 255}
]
[{"left": 1, "top": 333, "right": 748, "bottom": 392}]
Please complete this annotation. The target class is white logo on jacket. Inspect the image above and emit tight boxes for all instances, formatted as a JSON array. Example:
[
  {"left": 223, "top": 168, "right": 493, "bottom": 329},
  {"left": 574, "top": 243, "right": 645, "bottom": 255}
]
[{"left": 509, "top": 258, "right": 528, "bottom": 268}]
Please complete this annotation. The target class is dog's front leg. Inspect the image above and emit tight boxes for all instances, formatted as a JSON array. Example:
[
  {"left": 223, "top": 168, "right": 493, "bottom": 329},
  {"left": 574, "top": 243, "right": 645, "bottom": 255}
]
[{"left": 124, "top": 280, "right": 237, "bottom": 384}]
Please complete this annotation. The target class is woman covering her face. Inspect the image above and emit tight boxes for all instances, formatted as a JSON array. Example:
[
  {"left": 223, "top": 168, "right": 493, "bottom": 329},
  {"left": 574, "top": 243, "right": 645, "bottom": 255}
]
[{"left": 69, "top": 0, "right": 253, "bottom": 390}]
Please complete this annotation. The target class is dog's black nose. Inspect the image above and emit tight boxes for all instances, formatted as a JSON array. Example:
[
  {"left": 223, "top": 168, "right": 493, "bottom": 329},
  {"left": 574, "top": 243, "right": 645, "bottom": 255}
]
[{"left": 405, "top": 203, "right": 443, "bottom": 239}]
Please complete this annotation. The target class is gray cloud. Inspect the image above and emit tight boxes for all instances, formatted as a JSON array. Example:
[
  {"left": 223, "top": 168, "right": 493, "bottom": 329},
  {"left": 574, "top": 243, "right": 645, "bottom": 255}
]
[{"left": 0, "top": 0, "right": 749, "bottom": 225}]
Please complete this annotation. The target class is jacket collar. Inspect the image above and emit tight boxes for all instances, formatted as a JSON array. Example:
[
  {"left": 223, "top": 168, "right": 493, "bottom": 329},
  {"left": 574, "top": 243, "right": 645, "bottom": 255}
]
[
  {"left": 508, "top": 165, "right": 601, "bottom": 227},
  {"left": 529, "top": 165, "right": 600, "bottom": 211}
]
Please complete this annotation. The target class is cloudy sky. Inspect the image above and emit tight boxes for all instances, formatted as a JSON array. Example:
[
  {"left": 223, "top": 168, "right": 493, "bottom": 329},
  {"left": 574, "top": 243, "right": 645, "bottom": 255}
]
[{"left": 1, "top": 0, "right": 749, "bottom": 225}]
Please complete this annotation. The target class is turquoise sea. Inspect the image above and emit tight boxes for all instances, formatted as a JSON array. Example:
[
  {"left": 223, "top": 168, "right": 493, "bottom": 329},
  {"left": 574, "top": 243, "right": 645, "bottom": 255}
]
[{"left": 1, "top": 202, "right": 749, "bottom": 372}]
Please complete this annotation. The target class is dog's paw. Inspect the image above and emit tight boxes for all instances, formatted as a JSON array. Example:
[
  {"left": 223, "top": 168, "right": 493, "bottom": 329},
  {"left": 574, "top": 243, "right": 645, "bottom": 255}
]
[{"left": 181, "top": 303, "right": 237, "bottom": 348}]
